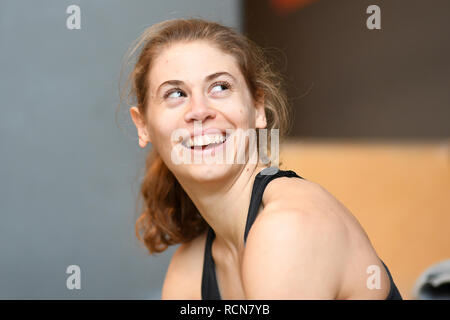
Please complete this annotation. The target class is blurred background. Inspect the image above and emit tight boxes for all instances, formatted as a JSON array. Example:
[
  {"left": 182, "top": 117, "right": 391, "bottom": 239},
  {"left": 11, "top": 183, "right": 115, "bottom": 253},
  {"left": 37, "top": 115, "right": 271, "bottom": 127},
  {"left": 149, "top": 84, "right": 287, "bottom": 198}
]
[{"left": 0, "top": 0, "right": 448, "bottom": 299}]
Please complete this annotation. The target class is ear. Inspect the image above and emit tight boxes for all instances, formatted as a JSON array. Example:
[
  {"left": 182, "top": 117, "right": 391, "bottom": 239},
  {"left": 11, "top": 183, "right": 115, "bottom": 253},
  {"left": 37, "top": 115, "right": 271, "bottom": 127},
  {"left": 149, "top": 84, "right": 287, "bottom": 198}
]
[
  {"left": 254, "top": 91, "right": 267, "bottom": 129},
  {"left": 129, "top": 107, "right": 151, "bottom": 148}
]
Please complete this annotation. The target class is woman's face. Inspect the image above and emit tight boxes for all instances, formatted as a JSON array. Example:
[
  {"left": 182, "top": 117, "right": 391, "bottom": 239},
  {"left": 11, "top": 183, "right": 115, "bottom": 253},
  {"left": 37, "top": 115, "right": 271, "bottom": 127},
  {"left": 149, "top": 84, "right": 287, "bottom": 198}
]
[{"left": 132, "top": 40, "right": 267, "bottom": 181}]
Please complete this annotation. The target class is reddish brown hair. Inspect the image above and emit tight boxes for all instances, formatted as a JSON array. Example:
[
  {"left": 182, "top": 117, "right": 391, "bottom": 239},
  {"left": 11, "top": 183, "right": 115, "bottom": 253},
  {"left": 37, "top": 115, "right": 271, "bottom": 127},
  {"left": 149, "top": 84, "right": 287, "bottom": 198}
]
[{"left": 118, "top": 18, "right": 292, "bottom": 254}]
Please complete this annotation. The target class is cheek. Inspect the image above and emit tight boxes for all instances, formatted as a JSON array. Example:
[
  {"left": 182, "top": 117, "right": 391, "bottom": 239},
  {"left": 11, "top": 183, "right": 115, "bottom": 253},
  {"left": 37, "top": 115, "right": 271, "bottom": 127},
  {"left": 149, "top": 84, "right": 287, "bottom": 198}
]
[
  {"left": 231, "top": 107, "right": 253, "bottom": 129},
  {"left": 147, "top": 119, "right": 172, "bottom": 147},
  {"left": 234, "top": 94, "right": 257, "bottom": 126},
  {"left": 156, "top": 125, "right": 174, "bottom": 146},
  {"left": 242, "top": 106, "right": 256, "bottom": 127}
]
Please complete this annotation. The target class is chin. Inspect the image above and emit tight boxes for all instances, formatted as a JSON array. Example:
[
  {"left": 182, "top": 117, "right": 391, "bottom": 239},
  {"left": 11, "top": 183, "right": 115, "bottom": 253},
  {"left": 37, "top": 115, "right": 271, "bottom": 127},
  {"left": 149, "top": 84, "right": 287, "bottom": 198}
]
[{"left": 184, "top": 163, "right": 233, "bottom": 182}]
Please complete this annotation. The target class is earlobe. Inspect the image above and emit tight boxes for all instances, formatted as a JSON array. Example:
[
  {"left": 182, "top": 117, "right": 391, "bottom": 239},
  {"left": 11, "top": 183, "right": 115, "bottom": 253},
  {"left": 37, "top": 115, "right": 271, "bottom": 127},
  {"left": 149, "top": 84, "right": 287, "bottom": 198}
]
[
  {"left": 138, "top": 131, "right": 151, "bottom": 148},
  {"left": 138, "top": 135, "right": 150, "bottom": 148},
  {"left": 256, "top": 114, "right": 267, "bottom": 129},
  {"left": 255, "top": 106, "right": 267, "bottom": 129},
  {"left": 254, "top": 92, "right": 267, "bottom": 129},
  {"left": 130, "top": 107, "right": 151, "bottom": 147}
]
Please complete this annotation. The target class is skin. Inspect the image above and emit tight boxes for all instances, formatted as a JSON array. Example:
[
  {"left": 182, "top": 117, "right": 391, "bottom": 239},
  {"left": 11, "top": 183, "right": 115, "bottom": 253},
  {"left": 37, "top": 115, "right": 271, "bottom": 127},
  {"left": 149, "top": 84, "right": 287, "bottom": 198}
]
[{"left": 130, "top": 40, "right": 393, "bottom": 300}]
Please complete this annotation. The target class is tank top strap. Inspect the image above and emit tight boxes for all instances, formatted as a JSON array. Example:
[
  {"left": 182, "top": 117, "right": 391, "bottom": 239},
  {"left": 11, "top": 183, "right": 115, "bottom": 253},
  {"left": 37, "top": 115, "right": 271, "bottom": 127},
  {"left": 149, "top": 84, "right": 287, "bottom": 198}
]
[
  {"left": 380, "top": 258, "right": 403, "bottom": 300},
  {"left": 243, "top": 167, "right": 304, "bottom": 244},
  {"left": 201, "top": 226, "right": 221, "bottom": 300}
]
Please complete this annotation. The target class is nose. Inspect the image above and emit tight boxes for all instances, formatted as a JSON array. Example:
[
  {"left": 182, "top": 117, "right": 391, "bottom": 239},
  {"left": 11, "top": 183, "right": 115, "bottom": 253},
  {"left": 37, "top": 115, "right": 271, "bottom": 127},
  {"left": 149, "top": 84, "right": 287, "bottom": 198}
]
[{"left": 184, "top": 94, "right": 216, "bottom": 123}]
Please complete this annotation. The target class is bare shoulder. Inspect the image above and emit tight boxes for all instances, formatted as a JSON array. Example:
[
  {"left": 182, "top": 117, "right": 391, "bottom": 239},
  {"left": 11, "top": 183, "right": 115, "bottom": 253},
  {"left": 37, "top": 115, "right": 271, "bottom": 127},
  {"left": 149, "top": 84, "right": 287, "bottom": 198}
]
[
  {"left": 161, "top": 230, "right": 208, "bottom": 300},
  {"left": 262, "top": 175, "right": 343, "bottom": 214},
  {"left": 242, "top": 179, "right": 349, "bottom": 299},
  {"left": 243, "top": 176, "right": 391, "bottom": 299}
]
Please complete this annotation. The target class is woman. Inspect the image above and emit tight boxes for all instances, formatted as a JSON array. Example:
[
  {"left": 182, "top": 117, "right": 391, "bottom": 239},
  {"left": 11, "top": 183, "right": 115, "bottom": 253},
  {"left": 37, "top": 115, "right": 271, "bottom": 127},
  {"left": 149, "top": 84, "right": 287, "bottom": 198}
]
[{"left": 122, "top": 18, "right": 402, "bottom": 300}]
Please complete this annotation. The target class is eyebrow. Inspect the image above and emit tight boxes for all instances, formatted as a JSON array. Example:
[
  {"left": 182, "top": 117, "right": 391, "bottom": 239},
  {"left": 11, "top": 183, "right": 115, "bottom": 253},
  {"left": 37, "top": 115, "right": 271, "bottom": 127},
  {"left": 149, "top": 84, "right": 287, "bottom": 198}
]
[{"left": 155, "top": 71, "right": 237, "bottom": 95}]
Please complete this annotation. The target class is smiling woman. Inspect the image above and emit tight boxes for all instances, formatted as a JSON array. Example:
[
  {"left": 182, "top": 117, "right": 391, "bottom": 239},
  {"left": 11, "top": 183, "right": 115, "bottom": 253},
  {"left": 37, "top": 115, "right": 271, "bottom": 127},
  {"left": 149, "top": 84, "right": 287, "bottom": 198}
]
[
  {"left": 118, "top": 18, "right": 291, "bottom": 253},
  {"left": 117, "top": 18, "right": 402, "bottom": 300}
]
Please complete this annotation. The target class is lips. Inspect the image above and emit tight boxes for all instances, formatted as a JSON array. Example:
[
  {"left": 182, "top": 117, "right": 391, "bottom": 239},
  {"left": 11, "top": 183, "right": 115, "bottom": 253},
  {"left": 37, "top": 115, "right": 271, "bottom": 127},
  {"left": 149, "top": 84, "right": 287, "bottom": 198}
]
[
  {"left": 188, "top": 128, "right": 227, "bottom": 140},
  {"left": 180, "top": 135, "right": 227, "bottom": 150},
  {"left": 181, "top": 128, "right": 230, "bottom": 148},
  {"left": 188, "top": 137, "right": 227, "bottom": 150},
  {"left": 180, "top": 133, "right": 233, "bottom": 158}
]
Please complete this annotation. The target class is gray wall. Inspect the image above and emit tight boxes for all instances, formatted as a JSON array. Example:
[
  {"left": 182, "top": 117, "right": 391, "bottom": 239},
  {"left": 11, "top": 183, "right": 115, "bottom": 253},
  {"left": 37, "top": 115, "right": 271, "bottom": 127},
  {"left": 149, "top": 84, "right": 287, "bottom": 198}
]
[{"left": 0, "top": 0, "right": 241, "bottom": 299}]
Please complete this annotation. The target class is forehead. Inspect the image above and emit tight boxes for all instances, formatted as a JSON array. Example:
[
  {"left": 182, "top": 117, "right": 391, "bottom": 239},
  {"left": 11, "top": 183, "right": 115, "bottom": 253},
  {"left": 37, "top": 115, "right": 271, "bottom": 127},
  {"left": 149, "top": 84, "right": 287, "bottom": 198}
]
[{"left": 149, "top": 41, "right": 241, "bottom": 88}]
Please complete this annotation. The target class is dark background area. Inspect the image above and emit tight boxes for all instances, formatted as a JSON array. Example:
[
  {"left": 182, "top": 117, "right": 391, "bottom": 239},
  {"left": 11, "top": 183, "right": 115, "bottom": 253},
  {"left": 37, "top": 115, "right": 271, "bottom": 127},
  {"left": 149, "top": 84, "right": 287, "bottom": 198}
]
[{"left": 244, "top": 0, "right": 450, "bottom": 139}]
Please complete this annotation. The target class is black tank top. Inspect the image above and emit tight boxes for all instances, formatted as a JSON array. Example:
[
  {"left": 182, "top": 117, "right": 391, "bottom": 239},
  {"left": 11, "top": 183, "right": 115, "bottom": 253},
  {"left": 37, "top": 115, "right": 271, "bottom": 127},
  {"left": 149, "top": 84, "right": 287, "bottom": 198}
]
[{"left": 201, "top": 167, "right": 402, "bottom": 300}]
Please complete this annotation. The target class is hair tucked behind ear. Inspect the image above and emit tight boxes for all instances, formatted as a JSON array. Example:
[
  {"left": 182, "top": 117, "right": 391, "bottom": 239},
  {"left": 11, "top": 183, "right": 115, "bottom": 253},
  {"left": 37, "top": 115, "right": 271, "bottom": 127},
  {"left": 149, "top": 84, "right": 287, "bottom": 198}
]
[{"left": 118, "top": 18, "right": 292, "bottom": 254}]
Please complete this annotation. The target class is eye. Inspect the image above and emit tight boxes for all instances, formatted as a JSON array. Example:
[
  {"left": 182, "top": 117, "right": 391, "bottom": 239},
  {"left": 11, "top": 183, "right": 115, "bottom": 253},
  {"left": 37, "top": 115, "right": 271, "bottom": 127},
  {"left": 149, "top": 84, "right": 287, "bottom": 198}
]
[
  {"left": 164, "top": 88, "right": 186, "bottom": 99},
  {"left": 210, "top": 81, "right": 232, "bottom": 94}
]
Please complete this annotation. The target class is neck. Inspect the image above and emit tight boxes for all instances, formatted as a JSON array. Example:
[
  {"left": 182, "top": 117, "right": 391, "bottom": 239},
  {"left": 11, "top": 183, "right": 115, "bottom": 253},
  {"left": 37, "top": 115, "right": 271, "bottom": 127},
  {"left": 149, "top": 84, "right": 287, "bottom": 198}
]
[{"left": 175, "top": 161, "right": 269, "bottom": 257}]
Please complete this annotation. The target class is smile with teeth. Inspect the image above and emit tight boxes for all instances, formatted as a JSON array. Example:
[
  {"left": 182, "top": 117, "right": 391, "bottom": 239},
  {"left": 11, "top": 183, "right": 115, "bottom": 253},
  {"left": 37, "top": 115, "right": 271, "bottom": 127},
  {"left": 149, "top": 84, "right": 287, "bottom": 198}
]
[{"left": 182, "top": 133, "right": 227, "bottom": 150}]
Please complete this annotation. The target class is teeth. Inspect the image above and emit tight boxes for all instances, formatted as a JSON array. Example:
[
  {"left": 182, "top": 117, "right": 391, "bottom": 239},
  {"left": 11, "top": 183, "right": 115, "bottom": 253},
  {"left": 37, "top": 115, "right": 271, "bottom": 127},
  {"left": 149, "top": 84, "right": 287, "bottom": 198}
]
[{"left": 184, "top": 134, "right": 226, "bottom": 148}]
